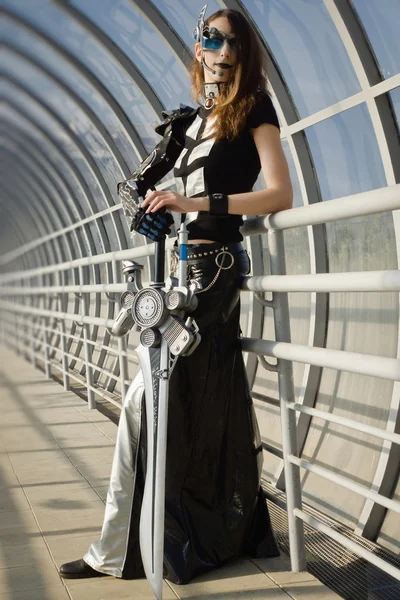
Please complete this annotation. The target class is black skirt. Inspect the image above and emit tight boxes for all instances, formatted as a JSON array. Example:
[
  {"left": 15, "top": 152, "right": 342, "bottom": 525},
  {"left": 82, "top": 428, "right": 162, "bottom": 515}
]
[{"left": 122, "top": 242, "right": 279, "bottom": 583}]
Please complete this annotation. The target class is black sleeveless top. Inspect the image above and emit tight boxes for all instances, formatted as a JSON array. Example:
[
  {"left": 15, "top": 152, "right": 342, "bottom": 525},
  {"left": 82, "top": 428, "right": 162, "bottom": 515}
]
[{"left": 173, "top": 92, "right": 280, "bottom": 242}]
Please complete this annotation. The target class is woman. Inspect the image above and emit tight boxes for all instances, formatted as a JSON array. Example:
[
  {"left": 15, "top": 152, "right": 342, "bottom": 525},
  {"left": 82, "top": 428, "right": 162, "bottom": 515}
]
[{"left": 60, "top": 6, "right": 292, "bottom": 585}]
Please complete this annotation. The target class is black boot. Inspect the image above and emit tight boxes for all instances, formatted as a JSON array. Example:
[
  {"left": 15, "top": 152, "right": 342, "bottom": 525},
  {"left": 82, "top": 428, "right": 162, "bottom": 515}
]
[{"left": 59, "top": 559, "right": 109, "bottom": 579}]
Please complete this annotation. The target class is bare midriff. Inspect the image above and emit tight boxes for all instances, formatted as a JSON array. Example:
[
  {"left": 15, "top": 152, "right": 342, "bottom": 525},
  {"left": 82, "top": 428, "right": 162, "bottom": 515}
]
[{"left": 188, "top": 239, "right": 215, "bottom": 244}]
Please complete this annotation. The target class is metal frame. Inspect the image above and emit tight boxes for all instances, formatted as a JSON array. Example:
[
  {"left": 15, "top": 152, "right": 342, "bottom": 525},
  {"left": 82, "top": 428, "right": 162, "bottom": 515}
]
[{"left": 2, "top": 184, "right": 400, "bottom": 579}]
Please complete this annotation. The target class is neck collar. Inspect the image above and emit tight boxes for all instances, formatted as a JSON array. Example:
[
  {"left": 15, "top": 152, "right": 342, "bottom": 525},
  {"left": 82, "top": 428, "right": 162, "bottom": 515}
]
[{"left": 202, "top": 82, "right": 221, "bottom": 110}]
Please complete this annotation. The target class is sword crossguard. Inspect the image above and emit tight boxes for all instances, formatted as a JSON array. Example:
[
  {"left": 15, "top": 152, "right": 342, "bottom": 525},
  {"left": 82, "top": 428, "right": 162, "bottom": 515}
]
[{"left": 110, "top": 260, "right": 200, "bottom": 352}]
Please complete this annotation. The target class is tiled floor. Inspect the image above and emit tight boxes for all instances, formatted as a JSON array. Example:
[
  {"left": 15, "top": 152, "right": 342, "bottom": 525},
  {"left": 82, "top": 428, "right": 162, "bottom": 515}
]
[{"left": 0, "top": 345, "right": 343, "bottom": 599}]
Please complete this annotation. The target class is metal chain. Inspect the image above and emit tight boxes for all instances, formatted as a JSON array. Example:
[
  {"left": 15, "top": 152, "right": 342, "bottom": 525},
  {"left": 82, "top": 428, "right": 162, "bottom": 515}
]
[{"left": 196, "top": 251, "right": 234, "bottom": 294}]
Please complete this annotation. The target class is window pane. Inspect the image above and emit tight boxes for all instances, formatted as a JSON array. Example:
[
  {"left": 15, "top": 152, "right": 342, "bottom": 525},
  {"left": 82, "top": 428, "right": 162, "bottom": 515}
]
[
  {"left": 3, "top": 51, "right": 126, "bottom": 195},
  {"left": 305, "top": 103, "right": 386, "bottom": 200},
  {"left": 302, "top": 208, "right": 398, "bottom": 525},
  {"left": 352, "top": 0, "right": 400, "bottom": 79},
  {"left": 70, "top": 0, "right": 192, "bottom": 109},
  {"left": 2, "top": 0, "right": 160, "bottom": 152},
  {"left": 242, "top": 0, "right": 361, "bottom": 118},
  {"left": 3, "top": 19, "right": 141, "bottom": 169},
  {"left": 2, "top": 104, "right": 95, "bottom": 221},
  {"left": 2, "top": 79, "right": 115, "bottom": 219}
]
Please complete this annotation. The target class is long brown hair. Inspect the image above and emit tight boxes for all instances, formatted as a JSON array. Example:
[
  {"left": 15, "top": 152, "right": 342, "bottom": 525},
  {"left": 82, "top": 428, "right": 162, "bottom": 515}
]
[{"left": 190, "top": 9, "right": 268, "bottom": 141}]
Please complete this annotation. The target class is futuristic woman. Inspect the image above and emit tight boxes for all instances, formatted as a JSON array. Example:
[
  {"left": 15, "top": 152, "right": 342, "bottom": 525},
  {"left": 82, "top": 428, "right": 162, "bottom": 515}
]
[{"left": 60, "top": 5, "right": 292, "bottom": 585}]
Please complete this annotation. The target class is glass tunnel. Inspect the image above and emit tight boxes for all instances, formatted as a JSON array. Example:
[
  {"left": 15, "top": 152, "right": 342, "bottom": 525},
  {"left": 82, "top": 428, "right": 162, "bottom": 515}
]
[{"left": 0, "top": 2, "right": 399, "bottom": 599}]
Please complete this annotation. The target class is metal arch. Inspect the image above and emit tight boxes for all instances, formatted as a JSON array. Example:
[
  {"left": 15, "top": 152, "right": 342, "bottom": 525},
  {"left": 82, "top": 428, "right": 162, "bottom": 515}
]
[
  {"left": 4, "top": 45, "right": 130, "bottom": 177},
  {"left": 3, "top": 113, "right": 99, "bottom": 361},
  {"left": 1, "top": 179, "right": 57, "bottom": 365},
  {"left": 1, "top": 102, "right": 107, "bottom": 366},
  {"left": 2, "top": 134, "right": 80, "bottom": 354},
  {"left": 1, "top": 179, "right": 55, "bottom": 272},
  {"left": 2, "top": 150, "right": 70, "bottom": 268},
  {"left": 0, "top": 189, "right": 49, "bottom": 272},
  {"left": 3, "top": 80, "right": 123, "bottom": 384},
  {"left": 1, "top": 106, "right": 112, "bottom": 266},
  {"left": 53, "top": 0, "right": 165, "bottom": 118},
  {"left": 2, "top": 88, "right": 106, "bottom": 369},
  {"left": 132, "top": 0, "right": 193, "bottom": 69},
  {"left": 3, "top": 132, "right": 83, "bottom": 266},
  {"left": 2, "top": 10, "right": 148, "bottom": 163},
  {"left": 4, "top": 45, "right": 129, "bottom": 252},
  {"left": 3, "top": 126, "right": 88, "bottom": 306},
  {"left": 218, "top": 0, "right": 329, "bottom": 488},
  {"left": 2, "top": 158, "right": 69, "bottom": 284},
  {"left": 2, "top": 121, "right": 101, "bottom": 368},
  {"left": 2, "top": 158, "right": 68, "bottom": 355},
  {"left": 2, "top": 166, "right": 61, "bottom": 259},
  {"left": 0, "top": 203, "right": 46, "bottom": 355},
  {"left": 2, "top": 168, "right": 84, "bottom": 368},
  {"left": 0, "top": 179, "right": 46, "bottom": 273},
  {"left": 4, "top": 77, "right": 113, "bottom": 264},
  {"left": 324, "top": 0, "right": 400, "bottom": 543},
  {"left": 3, "top": 127, "right": 87, "bottom": 263},
  {"left": 1, "top": 103, "right": 98, "bottom": 263},
  {"left": 0, "top": 211, "right": 35, "bottom": 273}
]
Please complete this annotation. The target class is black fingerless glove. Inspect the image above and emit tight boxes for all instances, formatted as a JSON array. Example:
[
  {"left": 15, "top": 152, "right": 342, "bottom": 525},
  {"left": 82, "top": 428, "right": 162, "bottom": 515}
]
[{"left": 130, "top": 208, "right": 174, "bottom": 242}]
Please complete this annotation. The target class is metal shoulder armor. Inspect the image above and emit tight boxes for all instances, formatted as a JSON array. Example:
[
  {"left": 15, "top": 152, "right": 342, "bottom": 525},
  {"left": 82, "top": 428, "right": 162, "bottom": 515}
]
[
  {"left": 117, "top": 104, "right": 197, "bottom": 239},
  {"left": 117, "top": 105, "right": 198, "bottom": 220}
]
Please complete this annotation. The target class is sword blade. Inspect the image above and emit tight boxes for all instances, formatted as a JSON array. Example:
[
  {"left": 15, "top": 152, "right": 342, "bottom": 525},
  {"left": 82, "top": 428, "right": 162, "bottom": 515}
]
[{"left": 138, "top": 342, "right": 170, "bottom": 600}]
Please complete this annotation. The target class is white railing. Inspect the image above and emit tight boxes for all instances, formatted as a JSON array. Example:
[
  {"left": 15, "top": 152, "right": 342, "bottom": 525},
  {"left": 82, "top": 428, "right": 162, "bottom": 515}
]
[{"left": 1, "top": 183, "right": 399, "bottom": 580}]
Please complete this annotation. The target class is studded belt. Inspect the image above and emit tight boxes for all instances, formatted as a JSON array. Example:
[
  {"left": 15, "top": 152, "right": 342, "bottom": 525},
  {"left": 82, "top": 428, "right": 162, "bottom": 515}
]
[{"left": 186, "top": 242, "right": 243, "bottom": 261}]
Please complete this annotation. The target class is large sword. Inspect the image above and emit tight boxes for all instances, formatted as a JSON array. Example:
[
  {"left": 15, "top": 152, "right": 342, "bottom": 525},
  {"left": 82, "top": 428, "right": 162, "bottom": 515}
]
[{"left": 111, "top": 223, "right": 200, "bottom": 599}]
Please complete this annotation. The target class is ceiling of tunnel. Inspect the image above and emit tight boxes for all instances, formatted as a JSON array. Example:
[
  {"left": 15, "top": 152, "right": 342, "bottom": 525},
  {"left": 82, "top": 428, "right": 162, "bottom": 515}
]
[{"left": 0, "top": 0, "right": 399, "bottom": 259}]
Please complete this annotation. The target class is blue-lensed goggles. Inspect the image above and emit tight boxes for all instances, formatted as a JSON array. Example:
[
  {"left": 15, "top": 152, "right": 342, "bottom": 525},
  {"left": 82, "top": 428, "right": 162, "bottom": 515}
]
[{"left": 194, "top": 26, "right": 237, "bottom": 52}]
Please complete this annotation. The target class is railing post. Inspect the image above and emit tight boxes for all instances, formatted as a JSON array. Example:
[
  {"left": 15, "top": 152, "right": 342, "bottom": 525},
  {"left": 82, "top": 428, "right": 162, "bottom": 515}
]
[
  {"left": 42, "top": 314, "right": 51, "bottom": 378},
  {"left": 80, "top": 266, "right": 95, "bottom": 409},
  {"left": 30, "top": 298, "right": 37, "bottom": 368},
  {"left": 16, "top": 309, "right": 22, "bottom": 357},
  {"left": 267, "top": 228, "right": 306, "bottom": 572},
  {"left": 41, "top": 275, "right": 51, "bottom": 378},
  {"left": 58, "top": 271, "right": 70, "bottom": 391},
  {"left": 0, "top": 313, "right": 4, "bottom": 347}
]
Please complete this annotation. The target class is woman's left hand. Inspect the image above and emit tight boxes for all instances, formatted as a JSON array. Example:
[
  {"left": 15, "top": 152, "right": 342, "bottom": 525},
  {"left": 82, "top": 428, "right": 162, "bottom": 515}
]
[{"left": 142, "top": 190, "right": 196, "bottom": 214}]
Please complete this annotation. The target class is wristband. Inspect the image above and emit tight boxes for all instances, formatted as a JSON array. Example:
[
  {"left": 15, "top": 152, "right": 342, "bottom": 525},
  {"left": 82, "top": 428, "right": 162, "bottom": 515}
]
[{"left": 208, "top": 193, "right": 229, "bottom": 216}]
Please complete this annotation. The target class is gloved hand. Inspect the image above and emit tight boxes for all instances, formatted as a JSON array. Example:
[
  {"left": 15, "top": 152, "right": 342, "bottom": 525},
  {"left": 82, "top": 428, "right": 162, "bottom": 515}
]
[{"left": 131, "top": 208, "right": 173, "bottom": 242}]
